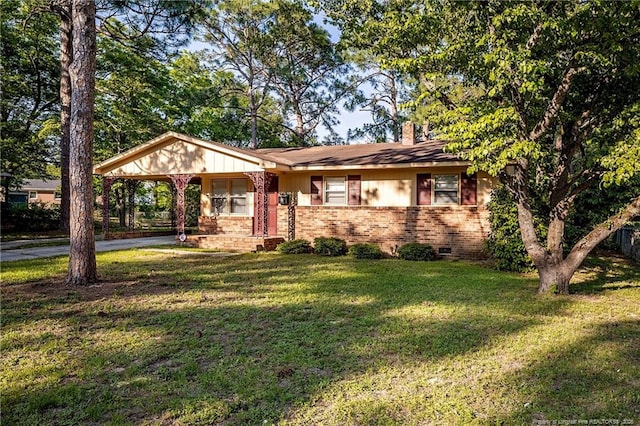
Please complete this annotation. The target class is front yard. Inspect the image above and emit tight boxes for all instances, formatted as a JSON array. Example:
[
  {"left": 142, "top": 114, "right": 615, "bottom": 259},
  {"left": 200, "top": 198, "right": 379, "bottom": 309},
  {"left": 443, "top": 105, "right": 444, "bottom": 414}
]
[{"left": 1, "top": 250, "right": 639, "bottom": 425}]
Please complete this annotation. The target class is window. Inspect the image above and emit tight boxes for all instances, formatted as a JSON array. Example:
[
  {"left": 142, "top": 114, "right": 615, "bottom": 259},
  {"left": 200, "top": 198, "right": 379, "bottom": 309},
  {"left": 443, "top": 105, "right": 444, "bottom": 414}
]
[
  {"left": 54, "top": 191, "right": 61, "bottom": 200},
  {"left": 28, "top": 191, "right": 37, "bottom": 200},
  {"left": 324, "top": 177, "right": 346, "bottom": 204},
  {"left": 211, "top": 178, "right": 248, "bottom": 215},
  {"left": 433, "top": 175, "right": 458, "bottom": 204}
]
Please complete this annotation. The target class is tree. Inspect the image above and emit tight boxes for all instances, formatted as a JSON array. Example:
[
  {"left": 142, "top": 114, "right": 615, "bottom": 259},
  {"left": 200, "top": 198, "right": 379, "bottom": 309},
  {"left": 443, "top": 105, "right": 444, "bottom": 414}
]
[
  {"left": 66, "top": 0, "right": 97, "bottom": 285},
  {"left": 268, "top": 0, "right": 352, "bottom": 145},
  {"left": 327, "top": 0, "right": 640, "bottom": 293},
  {"left": 345, "top": 68, "right": 408, "bottom": 143},
  {"left": 0, "top": 0, "right": 60, "bottom": 198},
  {"left": 201, "top": 0, "right": 278, "bottom": 149}
]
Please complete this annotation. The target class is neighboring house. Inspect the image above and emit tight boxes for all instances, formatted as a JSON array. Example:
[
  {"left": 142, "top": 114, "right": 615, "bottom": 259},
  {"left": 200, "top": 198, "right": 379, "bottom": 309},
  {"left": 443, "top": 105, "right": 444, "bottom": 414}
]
[
  {"left": 6, "top": 179, "right": 61, "bottom": 206},
  {"left": 94, "top": 124, "right": 496, "bottom": 258}
]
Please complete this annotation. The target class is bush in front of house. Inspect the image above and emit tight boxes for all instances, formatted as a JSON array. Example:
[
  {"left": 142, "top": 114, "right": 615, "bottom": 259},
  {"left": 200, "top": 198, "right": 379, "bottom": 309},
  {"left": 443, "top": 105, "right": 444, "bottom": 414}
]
[
  {"left": 485, "top": 186, "right": 539, "bottom": 272},
  {"left": 314, "top": 237, "right": 347, "bottom": 256},
  {"left": 349, "top": 243, "right": 383, "bottom": 259},
  {"left": 397, "top": 243, "right": 435, "bottom": 261},
  {"left": 277, "top": 239, "right": 313, "bottom": 254}
]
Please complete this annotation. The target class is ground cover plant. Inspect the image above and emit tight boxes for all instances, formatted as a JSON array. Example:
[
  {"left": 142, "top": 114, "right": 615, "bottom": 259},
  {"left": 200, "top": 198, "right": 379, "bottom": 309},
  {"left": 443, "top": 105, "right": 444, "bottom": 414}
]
[{"left": 1, "top": 249, "right": 639, "bottom": 425}]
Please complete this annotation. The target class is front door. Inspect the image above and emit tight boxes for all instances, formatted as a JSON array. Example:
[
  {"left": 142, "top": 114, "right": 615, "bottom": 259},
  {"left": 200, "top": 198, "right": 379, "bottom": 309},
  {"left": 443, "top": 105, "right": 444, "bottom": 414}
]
[{"left": 267, "top": 177, "right": 278, "bottom": 236}]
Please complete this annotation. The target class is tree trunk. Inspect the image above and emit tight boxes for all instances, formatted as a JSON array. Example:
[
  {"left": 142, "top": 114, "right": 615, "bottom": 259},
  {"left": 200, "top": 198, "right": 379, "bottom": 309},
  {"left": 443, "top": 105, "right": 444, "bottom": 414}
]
[
  {"left": 59, "top": 1, "right": 72, "bottom": 233},
  {"left": 249, "top": 89, "right": 258, "bottom": 149},
  {"left": 537, "top": 262, "right": 572, "bottom": 294},
  {"left": 66, "top": 0, "right": 97, "bottom": 286},
  {"left": 518, "top": 194, "right": 640, "bottom": 294}
]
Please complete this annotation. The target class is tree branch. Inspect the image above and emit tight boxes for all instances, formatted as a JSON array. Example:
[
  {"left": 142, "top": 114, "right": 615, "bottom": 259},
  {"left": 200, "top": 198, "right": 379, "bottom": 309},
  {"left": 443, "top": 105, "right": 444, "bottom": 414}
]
[{"left": 528, "top": 65, "right": 585, "bottom": 141}]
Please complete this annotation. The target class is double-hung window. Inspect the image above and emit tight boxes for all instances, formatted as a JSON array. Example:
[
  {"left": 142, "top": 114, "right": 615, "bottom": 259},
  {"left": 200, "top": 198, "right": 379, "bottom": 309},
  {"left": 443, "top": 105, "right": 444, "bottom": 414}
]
[
  {"left": 324, "top": 177, "right": 346, "bottom": 204},
  {"left": 211, "top": 178, "right": 248, "bottom": 215},
  {"left": 433, "top": 175, "right": 459, "bottom": 204}
]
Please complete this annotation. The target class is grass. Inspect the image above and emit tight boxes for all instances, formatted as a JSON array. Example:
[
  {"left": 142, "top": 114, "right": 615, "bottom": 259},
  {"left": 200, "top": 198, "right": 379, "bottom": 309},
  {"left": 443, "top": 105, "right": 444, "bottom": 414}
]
[{"left": 1, "top": 250, "right": 639, "bottom": 425}]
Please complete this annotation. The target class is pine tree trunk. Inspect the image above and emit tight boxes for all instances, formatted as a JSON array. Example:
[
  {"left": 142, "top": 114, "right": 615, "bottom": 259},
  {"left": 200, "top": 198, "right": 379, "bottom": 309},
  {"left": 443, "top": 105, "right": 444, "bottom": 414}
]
[
  {"left": 66, "top": 0, "right": 97, "bottom": 286},
  {"left": 59, "top": 1, "right": 72, "bottom": 232}
]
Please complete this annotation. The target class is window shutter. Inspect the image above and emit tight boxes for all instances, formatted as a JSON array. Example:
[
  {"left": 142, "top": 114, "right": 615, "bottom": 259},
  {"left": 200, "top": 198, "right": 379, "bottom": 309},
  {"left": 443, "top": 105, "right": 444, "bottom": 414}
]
[
  {"left": 310, "top": 176, "right": 323, "bottom": 205},
  {"left": 347, "top": 175, "right": 361, "bottom": 205},
  {"left": 417, "top": 173, "right": 431, "bottom": 205},
  {"left": 461, "top": 172, "right": 477, "bottom": 205}
]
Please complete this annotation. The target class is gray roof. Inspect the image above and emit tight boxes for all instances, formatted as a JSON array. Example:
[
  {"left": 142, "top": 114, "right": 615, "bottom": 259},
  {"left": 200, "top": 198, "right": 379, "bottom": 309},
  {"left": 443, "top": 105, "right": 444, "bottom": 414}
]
[
  {"left": 256, "top": 140, "right": 460, "bottom": 167},
  {"left": 20, "top": 179, "right": 61, "bottom": 191}
]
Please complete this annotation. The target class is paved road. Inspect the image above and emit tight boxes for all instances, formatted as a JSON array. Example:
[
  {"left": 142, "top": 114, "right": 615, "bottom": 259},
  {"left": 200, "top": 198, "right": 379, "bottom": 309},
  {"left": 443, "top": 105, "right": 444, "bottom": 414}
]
[{"left": 0, "top": 236, "right": 176, "bottom": 262}]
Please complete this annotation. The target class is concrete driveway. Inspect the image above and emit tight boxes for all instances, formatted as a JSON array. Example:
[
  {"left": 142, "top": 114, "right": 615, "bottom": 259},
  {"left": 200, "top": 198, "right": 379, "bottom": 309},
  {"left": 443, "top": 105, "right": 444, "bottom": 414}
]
[{"left": 0, "top": 236, "right": 176, "bottom": 262}]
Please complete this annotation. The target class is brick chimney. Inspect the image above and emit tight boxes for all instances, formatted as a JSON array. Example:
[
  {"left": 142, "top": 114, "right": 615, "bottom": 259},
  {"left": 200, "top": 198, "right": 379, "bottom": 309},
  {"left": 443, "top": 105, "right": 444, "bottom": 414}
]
[{"left": 401, "top": 121, "right": 416, "bottom": 145}]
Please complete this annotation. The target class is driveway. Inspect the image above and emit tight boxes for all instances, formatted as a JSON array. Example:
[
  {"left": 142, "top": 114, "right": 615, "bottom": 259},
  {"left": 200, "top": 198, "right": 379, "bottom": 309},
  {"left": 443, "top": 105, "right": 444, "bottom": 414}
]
[{"left": 0, "top": 236, "right": 176, "bottom": 262}]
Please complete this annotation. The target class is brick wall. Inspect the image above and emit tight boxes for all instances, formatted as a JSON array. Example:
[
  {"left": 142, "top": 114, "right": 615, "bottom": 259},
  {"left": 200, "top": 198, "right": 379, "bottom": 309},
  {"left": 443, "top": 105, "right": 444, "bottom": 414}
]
[
  {"left": 185, "top": 235, "right": 284, "bottom": 252},
  {"left": 198, "top": 215, "right": 253, "bottom": 235},
  {"left": 277, "top": 205, "right": 490, "bottom": 259}
]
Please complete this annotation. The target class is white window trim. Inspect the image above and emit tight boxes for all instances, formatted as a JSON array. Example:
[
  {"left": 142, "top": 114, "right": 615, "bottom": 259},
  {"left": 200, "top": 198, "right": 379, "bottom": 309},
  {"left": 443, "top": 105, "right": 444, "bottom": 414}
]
[
  {"left": 210, "top": 178, "right": 249, "bottom": 216},
  {"left": 28, "top": 191, "right": 38, "bottom": 200},
  {"left": 324, "top": 176, "right": 347, "bottom": 205},
  {"left": 433, "top": 174, "right": 459, "bottom": 205}
]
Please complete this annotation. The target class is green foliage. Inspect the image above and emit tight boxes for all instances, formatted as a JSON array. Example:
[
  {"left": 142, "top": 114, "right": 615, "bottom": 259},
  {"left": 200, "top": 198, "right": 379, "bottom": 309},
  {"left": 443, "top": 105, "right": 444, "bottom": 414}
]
[
  {"left": 0, "top": 0, "right": 60, "bottom": 191},
  {"left": 327, "top": 0, "right": 640, "bottom": 291},
  {"left": 485, "top": 187, "right": 538, "bottom": 272},
  {"left": 314, "top": 237, "right": 348, "bottom": 256},
  {"left": 0, "top": 203, "right": 61, "bottom": 232},
  {"left": 397, "top": 243, "right": 435, "bottom": 261},
  {"left": 276, "top": 239, "right": 313, "bottom": 254},
  {"left": 348, "top": 243, "right": 383, "bottom": 259}
]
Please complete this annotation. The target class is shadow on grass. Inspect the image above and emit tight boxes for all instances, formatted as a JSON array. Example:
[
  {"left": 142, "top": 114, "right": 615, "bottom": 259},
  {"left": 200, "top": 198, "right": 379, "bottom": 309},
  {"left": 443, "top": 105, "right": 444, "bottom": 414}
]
[
  {"left": 571, "top": 254, "right": 640, "bottom": 295},
  {"left": 1, "top": 253, "right": 635, "bottom": 424},
  {"left": 498, "top": 319, "right": 640, "bottom": 424}
]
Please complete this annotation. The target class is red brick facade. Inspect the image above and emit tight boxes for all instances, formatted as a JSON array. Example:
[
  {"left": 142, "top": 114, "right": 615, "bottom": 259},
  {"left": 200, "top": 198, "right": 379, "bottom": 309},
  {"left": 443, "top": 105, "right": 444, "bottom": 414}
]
[
  {"left": 198, "top": 215, "right": 253, "bottom": 235},
  {"left": 277, "top": 205, "right": 490, "bottom": 259}
]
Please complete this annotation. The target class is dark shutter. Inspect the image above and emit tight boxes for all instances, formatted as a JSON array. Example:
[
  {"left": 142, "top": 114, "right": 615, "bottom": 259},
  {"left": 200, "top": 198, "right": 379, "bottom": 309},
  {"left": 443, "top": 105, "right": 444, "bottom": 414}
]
[
  {"left": 347, "top": 175, "right": 361, "bottom": 205},
  {"left": 310, "top": 176, "right": 323, "bottom": 205},
  {"left": 461, "top": 172, "right": 477, "bottom": 205},
  {"left": 417, "top": 173, "right": 431, "bottom": 205}
]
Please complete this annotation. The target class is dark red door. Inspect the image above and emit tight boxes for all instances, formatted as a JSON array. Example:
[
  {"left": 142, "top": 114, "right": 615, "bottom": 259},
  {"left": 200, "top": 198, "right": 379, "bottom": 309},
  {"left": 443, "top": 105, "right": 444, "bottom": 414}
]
[{"left": 267, "top": 177, "right": 278, "bottom": 236}]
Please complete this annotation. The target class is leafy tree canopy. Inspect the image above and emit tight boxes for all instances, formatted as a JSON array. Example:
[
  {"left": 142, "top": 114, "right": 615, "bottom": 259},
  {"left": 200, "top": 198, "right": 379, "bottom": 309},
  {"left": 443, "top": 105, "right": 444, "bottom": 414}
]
[{"left": 326, "top": 0, "right": 640, "bottom": 293}]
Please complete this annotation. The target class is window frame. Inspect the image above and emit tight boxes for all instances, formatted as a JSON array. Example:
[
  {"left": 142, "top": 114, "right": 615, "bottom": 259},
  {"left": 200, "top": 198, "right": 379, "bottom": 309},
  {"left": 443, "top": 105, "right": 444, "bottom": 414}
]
[
  {"left": 433, "top": 174, "right": 459, "bottom": 205},
  {"left": 28, "top": 191, "right": 38, "bottom": 200},
  {"left": 210, "top": 178, "right": 249, "bottom": 216},
  {"left": 323, "top": 176, "right": 347, "bottom": 205}
]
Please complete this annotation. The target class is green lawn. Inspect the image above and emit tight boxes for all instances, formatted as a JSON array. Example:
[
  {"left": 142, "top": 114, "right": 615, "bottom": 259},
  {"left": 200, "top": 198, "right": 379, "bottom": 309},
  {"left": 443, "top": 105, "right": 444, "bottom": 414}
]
[{"left": 1, "top": 250, "right": 639, "bottom": 425}]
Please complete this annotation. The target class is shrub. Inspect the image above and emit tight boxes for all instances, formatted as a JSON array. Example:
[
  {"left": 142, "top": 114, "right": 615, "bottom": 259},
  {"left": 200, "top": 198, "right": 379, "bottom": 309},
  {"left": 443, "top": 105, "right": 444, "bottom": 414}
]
[
  {"left": 314, "top": 237, "right": 347, "bottom": 256},
  {"left": 485, "top": 186, "right": 541, "bottom": 272},
  {"left": 0, "top": 203, "right": 60, "bottom": 232},
  {"left": 397, "top": 243, "right": 435, "bottom": 261},
  {"left": 277, "top": 239, "right": 312, "bottom": 254},
  {"left": 349, "top": 243, "right": 383, "bottom": 259}
]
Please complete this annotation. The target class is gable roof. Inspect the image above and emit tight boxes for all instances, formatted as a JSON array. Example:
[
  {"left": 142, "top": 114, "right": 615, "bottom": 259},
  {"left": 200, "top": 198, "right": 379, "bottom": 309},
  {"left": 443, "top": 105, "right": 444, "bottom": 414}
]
[{"left": 93, "top": 131, "right": 466, "bottom": 176}]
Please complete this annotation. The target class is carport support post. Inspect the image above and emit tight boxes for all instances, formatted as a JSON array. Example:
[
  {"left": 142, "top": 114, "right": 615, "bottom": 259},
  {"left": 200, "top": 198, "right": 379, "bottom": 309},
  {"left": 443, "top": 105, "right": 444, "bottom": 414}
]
[
  {"left": 102, "top": 177, "right": 116, "bottom": 239},
  {"left": 126, "top": 179, "right": 140, "bottom": 232},
  {"left": 169, "top": 174, "right": 192, "bottom": 239},
  {"left": 244, "top": 171, "right": 275, "bottom": 236}
]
